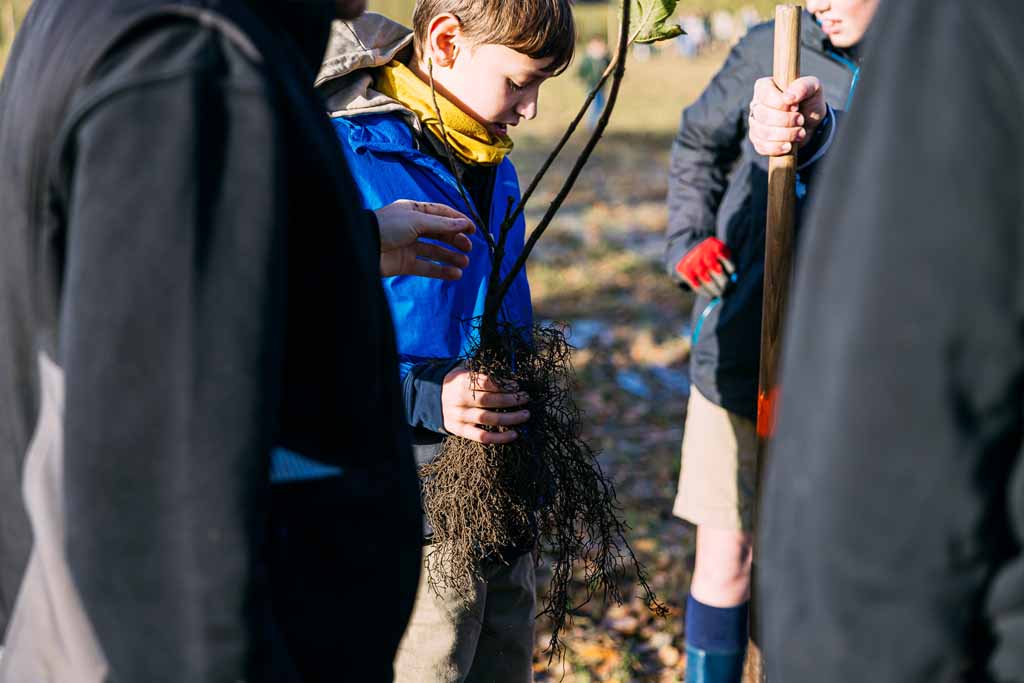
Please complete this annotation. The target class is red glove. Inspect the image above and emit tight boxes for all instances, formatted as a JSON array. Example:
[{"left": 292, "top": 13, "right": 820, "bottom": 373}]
[{"left": 675, "top": 237, "right": 736, "bottom": 298}]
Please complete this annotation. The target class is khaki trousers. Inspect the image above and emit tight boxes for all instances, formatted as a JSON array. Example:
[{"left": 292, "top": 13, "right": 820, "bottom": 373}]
[{"left": 394, "top": 549, "right": 536, "bottom": 683}]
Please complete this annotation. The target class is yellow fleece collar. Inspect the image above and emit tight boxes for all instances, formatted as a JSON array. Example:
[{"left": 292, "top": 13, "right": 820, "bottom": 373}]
[{"left": 374, "top": 60, "right": 513, "bottom": 167}]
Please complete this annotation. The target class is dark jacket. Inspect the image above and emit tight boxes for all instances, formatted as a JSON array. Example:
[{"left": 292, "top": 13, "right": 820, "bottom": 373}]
[
  {"left": 760, "top": 0, "right": 1024, "bottom": 681},
  {"left": 665, "top": 12, "right": 861, "bottom": 420},
  {"left": 0, "top": 0, "right": 419, "bottom": 680}
]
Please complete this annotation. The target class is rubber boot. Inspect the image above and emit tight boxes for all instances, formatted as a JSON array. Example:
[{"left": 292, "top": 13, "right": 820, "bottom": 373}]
[{"left": 684, "top": 644, "right": 746, "bottom": 683}]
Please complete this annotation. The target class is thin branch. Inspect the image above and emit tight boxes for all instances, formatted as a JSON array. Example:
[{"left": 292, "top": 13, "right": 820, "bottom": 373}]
[
  {"left": 501, "top": 57, "right": 618, "bottom": 235},
  {"left": 427, "top": 59, "right": 495, "bottom": 252},
  {"left": 488, "top": 0, "right": 632, "bottom": 315}
]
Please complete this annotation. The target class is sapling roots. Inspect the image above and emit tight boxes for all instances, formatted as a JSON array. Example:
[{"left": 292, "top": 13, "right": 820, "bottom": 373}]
[{"left": 420, "top": 322, "right": 667, "bottom": 655}]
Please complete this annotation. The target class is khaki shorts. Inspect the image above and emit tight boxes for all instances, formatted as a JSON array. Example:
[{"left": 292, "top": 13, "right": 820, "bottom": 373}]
[{"left": 673, "top": 386, "right": 759, "bottom": 532}]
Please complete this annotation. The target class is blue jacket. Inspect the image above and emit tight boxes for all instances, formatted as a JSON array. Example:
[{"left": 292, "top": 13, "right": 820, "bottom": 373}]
[
  {"left": 332, "top": 114, "right": 533, "bottom": 371},
  {"left": 333, "top": 113, "right": 533, "bottom": 434}
]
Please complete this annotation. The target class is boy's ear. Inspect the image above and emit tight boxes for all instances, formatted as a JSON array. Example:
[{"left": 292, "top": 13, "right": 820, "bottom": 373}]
[{"left": 426, "top": 13, "right": 463, "bottom": 68}]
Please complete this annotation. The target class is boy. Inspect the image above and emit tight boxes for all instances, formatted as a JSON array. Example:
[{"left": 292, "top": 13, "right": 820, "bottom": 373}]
[
  {"left": 310, "top": 2, "right": 574, "bottom": 680},
  {"left": 664, "top": 1, "right": 879, "bottom": 680}
]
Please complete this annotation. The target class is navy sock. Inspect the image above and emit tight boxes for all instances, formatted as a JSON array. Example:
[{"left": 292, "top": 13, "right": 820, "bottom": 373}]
[{"left": 684, "top": 595, "right": 749, "bottom": 654}]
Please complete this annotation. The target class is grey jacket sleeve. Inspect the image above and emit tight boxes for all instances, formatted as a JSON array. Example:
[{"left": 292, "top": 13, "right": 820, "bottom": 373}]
[
  {"left": 57, "top": 29, "right": 286, "bottom": 681},
  {"left": 665, "top": 28, "right": 767, "bottom": 281},
  {"left": 759, "top": 1, "right": 1024, "bottom": 681}
]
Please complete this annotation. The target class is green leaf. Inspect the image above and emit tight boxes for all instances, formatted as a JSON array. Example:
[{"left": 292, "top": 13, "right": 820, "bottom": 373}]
[{"left": 628, "top": 0, "right": 685, "bottom": 44}]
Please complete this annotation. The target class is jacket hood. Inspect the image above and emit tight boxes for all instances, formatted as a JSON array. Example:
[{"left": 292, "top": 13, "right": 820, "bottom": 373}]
[{"left": 315, "top": 12, "right": 419, "bottom": 126}]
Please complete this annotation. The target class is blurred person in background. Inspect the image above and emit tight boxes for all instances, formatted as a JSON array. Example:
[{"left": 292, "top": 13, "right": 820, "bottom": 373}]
[
  {"left": 0, "top": 0, "right": 474, "bottom": 680},
  {"left": 754, "top": 0, "right": 1024, "bottom": 680},
  {"left": 663, "top": 1, "right": 878, "bottom": 680},
  {"left": 578, "top": 35, "right": 611, "bottom": 129},
  {"left": 676, "top": 15, "right": 709, "bottom": 60}
]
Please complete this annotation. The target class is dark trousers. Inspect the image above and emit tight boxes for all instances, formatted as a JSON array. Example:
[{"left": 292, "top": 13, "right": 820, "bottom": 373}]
[{"left": 267, "top": 475, "right": 422, "bottom": 682}]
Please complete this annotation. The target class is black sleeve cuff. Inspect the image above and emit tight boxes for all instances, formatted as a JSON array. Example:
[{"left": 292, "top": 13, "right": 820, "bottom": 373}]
[
  {"left": 402, "top": 359, "right": 462, "bottom": 434},
  {"left": 365, "top": 208, "right": 381, "bottom": 255}
]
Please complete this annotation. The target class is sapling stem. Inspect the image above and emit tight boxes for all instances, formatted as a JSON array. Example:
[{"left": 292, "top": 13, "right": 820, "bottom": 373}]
[{"left": 486, "top": 0, "right": 632, "bottom": 320}]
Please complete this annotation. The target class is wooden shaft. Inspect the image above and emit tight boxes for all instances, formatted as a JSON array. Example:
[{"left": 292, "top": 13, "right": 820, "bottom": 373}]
[
  {"left": 749, "top": 10, "right": 802, "bottom": 681},
  {"left": 757, "top": 5, "right": 801, "bottom": 444}
]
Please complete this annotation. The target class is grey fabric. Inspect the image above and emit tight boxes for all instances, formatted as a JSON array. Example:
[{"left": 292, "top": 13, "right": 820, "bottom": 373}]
[
  {"left": 0, "top": 354, "right": 107, "bottom": 683},
  {"left": 315, "top": 12, "right": 418, "bottom": 126}
]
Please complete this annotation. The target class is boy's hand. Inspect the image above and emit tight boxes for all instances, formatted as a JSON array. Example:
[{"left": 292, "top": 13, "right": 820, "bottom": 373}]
[
  {"left": 441, "top": 367, "right": 530, "bottom": 445},
  {"left": 376, "top": 200, "right": 476, "bottom": 279},
  {"left": 748, "top": 76, "right": 827, "bottom": 157},
  {"left": 676, "top": 237, "right": 736, "bottom": 298}
]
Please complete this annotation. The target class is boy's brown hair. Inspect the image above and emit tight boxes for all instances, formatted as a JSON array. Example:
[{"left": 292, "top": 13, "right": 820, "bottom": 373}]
[{"left": 412, "top": 0, "right": 576, "bottom": 75}]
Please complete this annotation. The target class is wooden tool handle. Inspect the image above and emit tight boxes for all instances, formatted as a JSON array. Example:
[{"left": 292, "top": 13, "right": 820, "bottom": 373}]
[{"left": 757, "top": 5, "right": 802, "bottom": 440}]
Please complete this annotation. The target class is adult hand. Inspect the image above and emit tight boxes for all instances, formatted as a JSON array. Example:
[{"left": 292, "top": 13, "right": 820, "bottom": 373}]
[
  {"left": 676, "top": 237, "right": 735, "bottom": 298},
  {"left": 376, "top": 200, "right": 476, "bottom": 279},
  {"left": 749, "top": 75, "right": 827, "bottom": 156},
  {"left": 441, "top": 367, "right": 530, "bottom": 445}
]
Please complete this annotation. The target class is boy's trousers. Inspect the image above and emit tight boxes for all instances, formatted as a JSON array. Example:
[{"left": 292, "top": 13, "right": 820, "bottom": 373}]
[{"left": 394, "top": 548, "right": 536, "bottom": 683}]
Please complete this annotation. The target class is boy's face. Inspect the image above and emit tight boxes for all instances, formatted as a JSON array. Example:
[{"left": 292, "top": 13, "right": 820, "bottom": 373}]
[
  {"left": 805, "top": 0, "right": 880, "bottom": 48},
  {"left": 444, "top": 43, "right": 555, "bottom": 137},
  {"left": 418, "top": 16, "right": 557, "bottom": 138}
]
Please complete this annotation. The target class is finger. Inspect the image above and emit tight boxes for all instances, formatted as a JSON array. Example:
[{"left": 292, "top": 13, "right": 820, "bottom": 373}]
[
  {"left": 785, "top": 76, "right": 822, "bottom": 105},
  {"left": 461, "top": 407, "right": 531, "bottom": 427},
  {"left": 697, "top": 280, "right": 718, "bottom": 298},
  {"left": 470, "top": 391, "right": 530, "bottom": 409},
  {"left": 682, "top": 273, "right": 702, "bottom": 292},
  {"left": 414, "top": 242, "right": 470, "bottom": 268},
  {"left": 718, "top": 255, "right": 736, "bottom": 275},
  {"left": 754, "top": 140, "right": 794, "bottom": 157},
  {"left": 751, "top": 101, "right": 805, "bottom": 129},
  {"left": 410, "top": 201, "right": 474, "bottom": 225},
  {"left": 419, "top": 230, "right": 474, "bottom": 254},
  {"left": 457, "top": 425, "right": 519, "bottom": 445},
  {"left": 752, "top": 77, "right": 788, "bottom": 110},
  {"left": 406, "top": 260, "right": 463, "bottom": 281},
  {"left": 698, "top": 273, "right": 723, "bottom": 298},
  {"left": 415, "top": 215, "right": 477, "bottom": 246},
  {"left": 470, "top": 374, "right": 520, "bottom": 393},
  {"left": 749, "top": 117, "right": 806, "bottom": 143},
  {"left": 709, "top": 268, "right": 729, "bottom": 292}
]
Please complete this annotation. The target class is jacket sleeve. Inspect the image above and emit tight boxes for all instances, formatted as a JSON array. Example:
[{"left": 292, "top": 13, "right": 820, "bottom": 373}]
[
  {"left": 58, "top": 30, "right": 286, "bottom": 681},
  {"left": 665, "top": 28, "right": 767, "bottom": 281},
  {"left": 759, "top": 1, "right": 1024, "bottom": 681},
  {"left": 401, "top": 359, "right": 461, "bottom": 434}
]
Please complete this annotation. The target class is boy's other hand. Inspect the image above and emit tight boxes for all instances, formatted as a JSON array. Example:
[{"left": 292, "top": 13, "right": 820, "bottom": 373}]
[
  {"left": 748, "top": 76, "right": 826, "bottom": 157},
  {"left": 441, "top": 367, "right": 530, "bottom": 445},
  {"left": 376, "top": 200, "right": 476, "bottom": 279}
]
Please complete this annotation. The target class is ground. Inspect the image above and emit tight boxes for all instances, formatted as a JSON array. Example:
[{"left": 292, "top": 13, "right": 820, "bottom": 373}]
[{"left": 503, "top": 44, "right": 767, "bottom": 682}]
